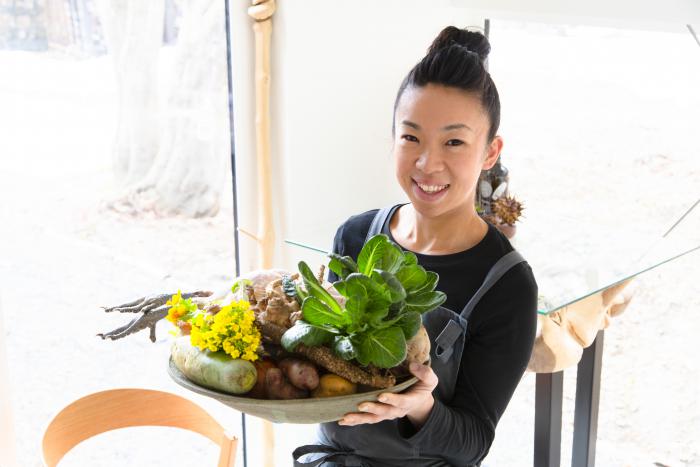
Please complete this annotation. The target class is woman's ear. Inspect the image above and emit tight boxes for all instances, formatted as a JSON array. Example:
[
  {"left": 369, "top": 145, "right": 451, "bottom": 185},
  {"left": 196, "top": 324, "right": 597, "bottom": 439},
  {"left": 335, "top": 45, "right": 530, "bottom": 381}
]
[{"left": 482, "top": 135, "right": 504, "bottom": 170}]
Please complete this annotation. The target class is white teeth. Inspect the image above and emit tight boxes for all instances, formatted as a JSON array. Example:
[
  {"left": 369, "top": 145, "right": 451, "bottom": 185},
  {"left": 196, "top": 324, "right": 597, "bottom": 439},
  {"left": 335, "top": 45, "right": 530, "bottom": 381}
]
[{"left": 417, "top": 182, "right": 449, "bottom": 193}]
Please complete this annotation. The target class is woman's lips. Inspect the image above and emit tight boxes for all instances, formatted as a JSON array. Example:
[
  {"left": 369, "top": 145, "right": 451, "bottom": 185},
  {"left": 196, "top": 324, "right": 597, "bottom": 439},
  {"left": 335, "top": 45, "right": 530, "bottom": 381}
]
[{"left": 411, "top": 179, "right": 450, "bottom": 201}]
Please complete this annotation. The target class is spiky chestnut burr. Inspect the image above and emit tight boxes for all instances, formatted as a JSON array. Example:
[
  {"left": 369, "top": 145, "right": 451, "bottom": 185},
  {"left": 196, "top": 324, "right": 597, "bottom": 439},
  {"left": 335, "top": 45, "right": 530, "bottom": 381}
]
[{"left": 491, "top": 195, "right": 524, "bottom": 226}]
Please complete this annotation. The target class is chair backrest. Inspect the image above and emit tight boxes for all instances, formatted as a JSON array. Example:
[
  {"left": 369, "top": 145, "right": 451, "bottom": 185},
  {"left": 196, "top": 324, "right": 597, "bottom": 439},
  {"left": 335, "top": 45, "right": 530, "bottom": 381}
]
[{"left": 41, "top": 388, "right": 237, "bottom": 467}]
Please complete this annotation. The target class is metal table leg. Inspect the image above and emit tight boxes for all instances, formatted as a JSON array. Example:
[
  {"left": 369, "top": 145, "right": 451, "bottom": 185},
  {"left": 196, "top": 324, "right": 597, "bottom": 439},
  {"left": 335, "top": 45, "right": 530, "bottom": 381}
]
[
  {"left": 534, "top": 371, "right": 564, "bottom": 467},
  {"left": 572, "top": 330, "right": 604, "bottom": 467}
]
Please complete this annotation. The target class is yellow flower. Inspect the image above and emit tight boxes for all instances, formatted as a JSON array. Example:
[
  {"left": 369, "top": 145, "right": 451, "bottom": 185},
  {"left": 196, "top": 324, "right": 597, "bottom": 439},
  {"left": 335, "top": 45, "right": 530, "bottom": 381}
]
[
  {"left": 179, "top": 297, "right": 261, "bottom": 362},
  {"left": 166, "top": 290, "right": 182, "bottom": 307},
  {"left": 166, "top": 303, "right": 185, "bottom": 324},
  {"left": 166, "top": 291, "right": 200, "bottom": 325}
]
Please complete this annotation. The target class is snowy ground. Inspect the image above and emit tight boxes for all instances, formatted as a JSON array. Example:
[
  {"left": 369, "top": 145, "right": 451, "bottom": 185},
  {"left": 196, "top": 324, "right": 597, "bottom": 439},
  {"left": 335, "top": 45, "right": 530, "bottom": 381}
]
[{"left": 1, "top": 21, "right": 699, "bottom": 467}]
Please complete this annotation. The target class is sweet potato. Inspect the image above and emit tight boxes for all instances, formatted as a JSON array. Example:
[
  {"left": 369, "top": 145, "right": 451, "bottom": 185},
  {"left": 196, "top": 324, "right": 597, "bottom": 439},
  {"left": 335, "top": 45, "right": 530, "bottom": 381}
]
[
  {"left": 265, "top": 368, "right": 308, "bottom": 399},
  {"left": 278, "top": 358, "right": 319, "bottom": 391}
]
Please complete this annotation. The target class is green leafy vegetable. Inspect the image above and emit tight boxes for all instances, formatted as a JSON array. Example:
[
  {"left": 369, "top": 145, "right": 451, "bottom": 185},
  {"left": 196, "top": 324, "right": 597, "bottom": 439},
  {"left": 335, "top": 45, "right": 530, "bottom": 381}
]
[
  {"left": 372, "top": 269, "right": 407, "bottom": 303},
  {"left": 302, "top": 296, "right": 348, "bottom": 328},
  {"left": 345, "top": 295, "right": 369, "bottom": 332},
  {"left": 283, "top": 234, "right": 446, "bottom": 368},
  {"left": 395, "top": 311, "right": 421, "bottom": 339},
  {"left": 346, "top": 273, "right": 392, "bottom": 305},
  {"left": 333, "top": 335, "right": 357, "bottom": 360},
  {"left": 281, "top": 320, "right": 336, "bottom": 351},
  {"left": 403, "top": 251, "right": 418, "bottom": 266},
  {"left": 297, "top": 261, "right": 343, "bottom": 315},
  {"left": 328, "top": 253, "right": 359, "bottom": 280},
  {"left": 395, "top": 264, "right": 427, "bottom": 292},
  {"left": 294, "top": 283, "right": 309, "bottom": 304},
  {"left": 354, "top": 327, "right": 406, "bottom": 368},
  {"left": 332, "top": 281, "right": 347, "bottom": 296},
  {"left": 357, "top": 234, "right": 387, "bottom": 275},
  {"left": 408, "top": 271, "right": 439, "bottom": 296},
  {"left": 231, "top": 278, "right": 253, "bottom": 294},
  {"left": 404, "top": 291, "right": 447, "bottom": 313}
]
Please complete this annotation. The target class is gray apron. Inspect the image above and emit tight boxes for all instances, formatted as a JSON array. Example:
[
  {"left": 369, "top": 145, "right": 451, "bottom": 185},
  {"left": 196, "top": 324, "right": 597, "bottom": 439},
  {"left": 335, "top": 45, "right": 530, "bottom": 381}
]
[{"left": 293, "top": 205, "right": 526, "bottom": 467}]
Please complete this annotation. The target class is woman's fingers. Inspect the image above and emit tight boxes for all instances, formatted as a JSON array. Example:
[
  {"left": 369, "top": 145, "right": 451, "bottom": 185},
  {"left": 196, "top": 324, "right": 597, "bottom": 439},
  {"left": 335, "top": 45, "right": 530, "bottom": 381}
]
[
  {"left": 339, "top": 399, "right": 408, "bottom": 425},
  {"left": 359, "top": 401, "right": 405, "bottom": 418},
  {"left": 409, "top": 362, "right": 439, "bottom": 387},
  {"left": 339, "top": 412, "right": 384, "bottom": 425},
  {"left": 376, "top": 392, "right": 407, "bottom": 408}
]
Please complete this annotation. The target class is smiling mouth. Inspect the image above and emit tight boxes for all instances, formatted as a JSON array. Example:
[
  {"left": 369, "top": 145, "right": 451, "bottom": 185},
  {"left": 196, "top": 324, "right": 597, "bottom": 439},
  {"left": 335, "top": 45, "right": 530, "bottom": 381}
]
[{"left": 413, "top": 179, "right": 450, "bottom": 194}]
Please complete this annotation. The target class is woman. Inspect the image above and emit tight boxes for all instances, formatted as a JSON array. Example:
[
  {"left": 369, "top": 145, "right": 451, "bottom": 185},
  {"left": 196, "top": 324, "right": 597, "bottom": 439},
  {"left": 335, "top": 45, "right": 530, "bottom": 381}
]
[{"left": 295, "top": 26, "right": 538, "bottom": 466}]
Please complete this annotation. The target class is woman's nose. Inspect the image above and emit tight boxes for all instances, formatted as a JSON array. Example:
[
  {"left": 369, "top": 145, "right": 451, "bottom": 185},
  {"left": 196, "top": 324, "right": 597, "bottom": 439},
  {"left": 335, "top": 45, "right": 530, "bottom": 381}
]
[{"left": 416, "top": 149, "right": 443, "bottom": 173}]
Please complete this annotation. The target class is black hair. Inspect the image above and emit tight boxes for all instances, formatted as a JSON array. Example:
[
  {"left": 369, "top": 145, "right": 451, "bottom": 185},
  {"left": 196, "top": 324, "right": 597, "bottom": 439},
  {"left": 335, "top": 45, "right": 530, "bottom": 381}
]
[{"left": 392, "top": 26, "right": 501, "bottom": 143}]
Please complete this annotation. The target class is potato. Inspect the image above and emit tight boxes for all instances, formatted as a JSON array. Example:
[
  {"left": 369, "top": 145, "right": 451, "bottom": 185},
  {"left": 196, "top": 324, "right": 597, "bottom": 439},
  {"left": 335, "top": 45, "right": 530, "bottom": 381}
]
[
  {"left": 311, "top": 374, "right": 357, "bottom": 398},
  {"left": 171, "top": 336, "right": 257, "bottom": 394},
  {"left": 266, "top": 368, "right": 308, "bottom": 399},
  {"left": 278, "top": 358, "right": 319, "bottom": 391}
]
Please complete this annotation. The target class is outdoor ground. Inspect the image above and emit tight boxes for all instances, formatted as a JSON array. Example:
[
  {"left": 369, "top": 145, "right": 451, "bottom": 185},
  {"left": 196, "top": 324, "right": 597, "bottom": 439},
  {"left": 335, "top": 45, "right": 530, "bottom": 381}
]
[{"left": 1, "top": 20, "right": 699, "bottom": 466}]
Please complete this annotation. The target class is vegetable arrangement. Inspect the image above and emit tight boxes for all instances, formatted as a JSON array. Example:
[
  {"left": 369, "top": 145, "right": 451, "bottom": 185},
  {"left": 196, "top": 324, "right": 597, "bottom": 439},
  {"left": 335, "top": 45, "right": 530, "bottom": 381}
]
[{"left": 100, "top": 234, "right": 445, "bottom": 401}]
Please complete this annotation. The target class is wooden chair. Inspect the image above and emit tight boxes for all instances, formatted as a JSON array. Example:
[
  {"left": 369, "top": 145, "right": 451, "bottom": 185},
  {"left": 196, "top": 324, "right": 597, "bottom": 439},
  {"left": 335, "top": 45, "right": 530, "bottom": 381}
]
[{"left": 41, "top": 388, "right": 237, "bottom": 467}]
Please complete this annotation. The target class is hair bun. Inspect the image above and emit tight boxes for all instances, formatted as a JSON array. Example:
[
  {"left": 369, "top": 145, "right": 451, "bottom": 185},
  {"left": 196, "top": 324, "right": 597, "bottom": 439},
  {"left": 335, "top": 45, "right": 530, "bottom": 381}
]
[{"left": 427, "top": 26, "right": 490, "bottom": 62}]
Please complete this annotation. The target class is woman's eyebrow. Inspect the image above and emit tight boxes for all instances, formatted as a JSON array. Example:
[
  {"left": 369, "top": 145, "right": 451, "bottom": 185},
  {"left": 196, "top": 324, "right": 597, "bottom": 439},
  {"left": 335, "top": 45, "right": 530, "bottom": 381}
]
[
  {"left": 401, "top": 120, "right": 472, "bottom": 132},
  {"left": 443, "top": 123, "right": 472, "bottom": 132}
]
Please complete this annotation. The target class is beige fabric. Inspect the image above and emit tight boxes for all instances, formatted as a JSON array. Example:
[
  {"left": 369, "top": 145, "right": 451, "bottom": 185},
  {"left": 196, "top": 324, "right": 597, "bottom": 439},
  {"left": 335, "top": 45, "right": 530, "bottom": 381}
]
[{"left": 528, "top": 279, "right": 634, "bottom": 373}]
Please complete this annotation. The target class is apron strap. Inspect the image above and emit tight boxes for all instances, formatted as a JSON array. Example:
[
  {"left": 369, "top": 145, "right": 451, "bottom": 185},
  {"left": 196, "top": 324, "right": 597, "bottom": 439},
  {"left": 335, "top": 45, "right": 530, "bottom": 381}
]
[
  {"left": 365, "top": 204, "right": 404, "bottom": 241},
  {"left": 434, "top": 319, "right": 465, "bottom": 362},
  {"left": 460, "top": 250, "right": 526, "bottom": 320},
  {"left": 434, "top": 250, "right": 526, "bottom": 364},
  {"left": 293, "top": 444, "right": 368, "bottom": 466}
]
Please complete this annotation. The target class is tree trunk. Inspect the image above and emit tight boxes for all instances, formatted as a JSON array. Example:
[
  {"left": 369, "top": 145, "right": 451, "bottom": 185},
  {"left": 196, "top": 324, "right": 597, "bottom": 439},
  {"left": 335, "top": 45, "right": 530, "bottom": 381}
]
[
  {"left": 96, "top": 0, "right": 164, "bottom": 186},
  {"left": 99, "top": 0, "right": 228, "bottom": 218}
]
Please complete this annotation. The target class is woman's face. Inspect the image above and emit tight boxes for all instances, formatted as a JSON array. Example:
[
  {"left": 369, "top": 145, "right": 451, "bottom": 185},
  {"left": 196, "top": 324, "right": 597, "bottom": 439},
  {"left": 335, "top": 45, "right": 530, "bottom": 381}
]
[{"left": 393, "top": 83, "right": 503, "bottom": 218}]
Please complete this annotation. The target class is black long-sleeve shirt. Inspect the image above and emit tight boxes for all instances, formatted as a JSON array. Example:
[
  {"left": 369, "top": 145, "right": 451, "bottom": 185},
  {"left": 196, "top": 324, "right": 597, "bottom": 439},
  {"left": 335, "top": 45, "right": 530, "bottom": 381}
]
[{"left": 327, "top": 208, "right": 538, "bottom": 465}]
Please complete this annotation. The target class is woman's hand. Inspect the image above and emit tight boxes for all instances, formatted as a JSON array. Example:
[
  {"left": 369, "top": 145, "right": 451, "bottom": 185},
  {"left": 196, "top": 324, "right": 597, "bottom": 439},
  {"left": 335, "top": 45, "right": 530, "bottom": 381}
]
[{"left": 338, "top": 362, "right": 438, "bottom": 429}]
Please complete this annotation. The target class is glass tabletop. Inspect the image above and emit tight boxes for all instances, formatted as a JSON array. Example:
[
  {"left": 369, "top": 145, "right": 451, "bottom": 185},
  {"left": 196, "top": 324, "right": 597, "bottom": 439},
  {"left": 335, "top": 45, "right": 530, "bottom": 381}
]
[
  {"left": 510, "top": 198, "right": 700, "bottom": 313},
  {"left": 285, "top": 199, "right": 699, "bottom": 315}
]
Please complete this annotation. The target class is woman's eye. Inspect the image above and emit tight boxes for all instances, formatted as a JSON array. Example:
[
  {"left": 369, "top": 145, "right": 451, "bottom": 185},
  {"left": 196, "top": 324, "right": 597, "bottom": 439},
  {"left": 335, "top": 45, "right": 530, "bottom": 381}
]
[
  {"left": 446, "top": 139, "right": 464, "bottom": 146},
  {"left": 401, "top": 134, "right": 418, "bottom": 143}
]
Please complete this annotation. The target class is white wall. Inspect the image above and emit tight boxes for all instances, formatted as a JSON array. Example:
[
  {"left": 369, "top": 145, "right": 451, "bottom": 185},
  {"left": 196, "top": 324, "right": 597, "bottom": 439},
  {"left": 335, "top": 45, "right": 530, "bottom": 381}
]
[{"left": 230, "top": 0, "right": 484, "bottom": 276}]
